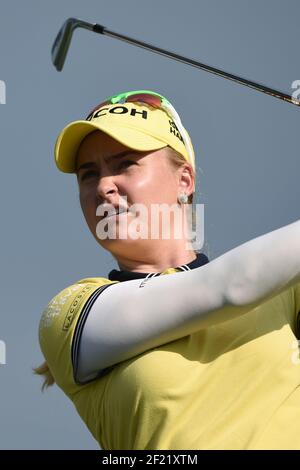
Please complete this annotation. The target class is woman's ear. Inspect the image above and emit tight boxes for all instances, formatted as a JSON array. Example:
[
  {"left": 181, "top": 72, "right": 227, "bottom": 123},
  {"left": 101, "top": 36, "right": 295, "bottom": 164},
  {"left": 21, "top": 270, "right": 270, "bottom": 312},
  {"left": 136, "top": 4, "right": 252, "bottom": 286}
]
[{"left": 178, "top": 163, "right": 195, "bottom": 196}]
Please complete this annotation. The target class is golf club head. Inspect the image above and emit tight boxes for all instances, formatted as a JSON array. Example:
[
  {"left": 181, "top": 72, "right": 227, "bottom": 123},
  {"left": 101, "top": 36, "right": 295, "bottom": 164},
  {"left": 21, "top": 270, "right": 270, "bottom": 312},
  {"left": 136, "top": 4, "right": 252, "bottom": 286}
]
[{"left": 51, "top": 18, "right": 82, "bottom": 71}]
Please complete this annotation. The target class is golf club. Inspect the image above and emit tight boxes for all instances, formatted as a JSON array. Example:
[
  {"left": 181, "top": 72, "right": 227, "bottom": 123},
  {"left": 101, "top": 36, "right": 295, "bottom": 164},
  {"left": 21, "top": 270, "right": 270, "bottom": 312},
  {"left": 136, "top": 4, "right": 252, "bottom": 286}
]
[{"left": 52, "top": 17, "right": 300, "bottom": 107}]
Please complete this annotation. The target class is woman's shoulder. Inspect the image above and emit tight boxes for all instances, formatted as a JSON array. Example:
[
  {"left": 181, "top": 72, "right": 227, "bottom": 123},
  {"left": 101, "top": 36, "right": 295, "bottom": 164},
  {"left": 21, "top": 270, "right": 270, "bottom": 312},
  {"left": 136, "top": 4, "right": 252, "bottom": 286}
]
[
  {"left": 38, "top": 276, "right": 120, "bottom": 368},
  {"left": 48, "top": 276, "right": 118, "bottom": 300},
  {"left": 39, "top": 277, "right": 118, "bottom": 333}
]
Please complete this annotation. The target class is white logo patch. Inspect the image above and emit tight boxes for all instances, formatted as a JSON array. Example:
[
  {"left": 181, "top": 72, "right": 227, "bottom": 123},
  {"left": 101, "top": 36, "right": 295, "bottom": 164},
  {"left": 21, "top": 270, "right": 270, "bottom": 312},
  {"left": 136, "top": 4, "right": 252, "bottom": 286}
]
[{"left": 39, "top": 284, "right": 83, "bottom": 330}]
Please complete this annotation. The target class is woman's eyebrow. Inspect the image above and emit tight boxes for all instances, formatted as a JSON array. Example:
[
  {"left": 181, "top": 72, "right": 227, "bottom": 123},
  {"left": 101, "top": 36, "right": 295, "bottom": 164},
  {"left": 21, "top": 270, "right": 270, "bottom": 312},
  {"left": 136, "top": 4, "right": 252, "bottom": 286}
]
[
  {"left": 103, "top": 150, "right": 140, "bottom": 163},
  {"left": 77, "top": 162, "right": 97, "bottom": 173},
  {"left": 77, "top": 150, "right": 140, "bottom": 173}
]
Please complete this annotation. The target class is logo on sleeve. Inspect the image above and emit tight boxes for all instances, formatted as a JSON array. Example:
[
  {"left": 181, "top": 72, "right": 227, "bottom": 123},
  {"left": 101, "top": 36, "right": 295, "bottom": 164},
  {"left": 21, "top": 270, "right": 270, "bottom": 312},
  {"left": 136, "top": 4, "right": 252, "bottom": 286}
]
[
  {"left": 40, "top": 284, "right": 83, "bottom": 330},
  {"left": 62, "top": 285, "right": 94, "bottom": 331}
]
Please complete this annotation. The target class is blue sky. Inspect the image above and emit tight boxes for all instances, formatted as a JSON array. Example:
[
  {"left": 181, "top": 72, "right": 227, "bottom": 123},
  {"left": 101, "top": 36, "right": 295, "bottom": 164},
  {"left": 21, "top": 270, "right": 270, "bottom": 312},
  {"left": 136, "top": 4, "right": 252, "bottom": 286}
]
[{"left": 0, "top": 0, "right": 299, "bottom": 449}]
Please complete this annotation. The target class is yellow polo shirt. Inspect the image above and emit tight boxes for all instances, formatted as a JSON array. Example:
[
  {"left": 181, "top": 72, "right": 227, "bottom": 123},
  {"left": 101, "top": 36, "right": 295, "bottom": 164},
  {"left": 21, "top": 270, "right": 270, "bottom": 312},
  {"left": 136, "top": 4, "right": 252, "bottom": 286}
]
[{"left": 38, "top": 270, "right": 300, "bottom": 450}]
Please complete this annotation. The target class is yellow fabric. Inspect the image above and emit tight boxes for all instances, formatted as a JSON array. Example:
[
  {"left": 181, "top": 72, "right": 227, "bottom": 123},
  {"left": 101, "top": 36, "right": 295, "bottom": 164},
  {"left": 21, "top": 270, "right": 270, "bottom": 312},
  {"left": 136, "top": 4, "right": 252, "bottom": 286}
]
[
  {"left": 38, "top": 278, "right": 117, "bottom": 396},
  {"left": 38, "top": 272, "right": 300, "bottom": 450},
  {"left": 54, "top": 102, "right": 195, "bottom": 173}
]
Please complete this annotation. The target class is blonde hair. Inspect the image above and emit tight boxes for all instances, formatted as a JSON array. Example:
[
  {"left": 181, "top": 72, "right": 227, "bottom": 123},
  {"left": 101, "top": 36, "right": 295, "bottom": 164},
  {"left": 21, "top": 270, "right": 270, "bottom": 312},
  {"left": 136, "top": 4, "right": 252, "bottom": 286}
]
[
  {"left": 163, "top": 146, "right": 213, "bottom": 257},
  {"left": 165, "top": 146, "right": 195, "bottom": 205},
  {"left": 165, "top": 146, "right": 199, "bottom": 236},
  {"left": 33, "top": 361, "right": 55, "bottom": 391}
]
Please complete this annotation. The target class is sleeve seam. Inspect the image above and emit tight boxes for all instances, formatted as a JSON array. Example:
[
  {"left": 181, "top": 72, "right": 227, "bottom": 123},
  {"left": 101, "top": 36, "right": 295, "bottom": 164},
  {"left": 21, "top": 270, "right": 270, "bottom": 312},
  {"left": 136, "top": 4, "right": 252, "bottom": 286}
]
[{"left": 71, "top": 283, "right": 116, "bottom": 385}]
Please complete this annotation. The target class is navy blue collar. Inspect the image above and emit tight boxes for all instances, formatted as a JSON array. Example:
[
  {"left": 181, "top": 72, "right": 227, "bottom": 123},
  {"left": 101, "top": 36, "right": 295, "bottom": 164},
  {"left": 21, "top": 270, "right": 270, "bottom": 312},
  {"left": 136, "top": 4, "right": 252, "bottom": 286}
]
[{"left": 108, "top": 252, "right": 209, "bottom": 282}]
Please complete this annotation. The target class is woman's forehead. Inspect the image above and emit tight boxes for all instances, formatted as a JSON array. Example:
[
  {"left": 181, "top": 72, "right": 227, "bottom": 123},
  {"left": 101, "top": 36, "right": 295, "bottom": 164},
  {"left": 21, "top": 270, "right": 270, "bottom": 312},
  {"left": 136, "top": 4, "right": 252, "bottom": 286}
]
[
  {"left": 76, "top": 130, "right": 130, "bottom": 167},
  {"left": 80, "top": 130, "right": 127, "bottom": 153}
]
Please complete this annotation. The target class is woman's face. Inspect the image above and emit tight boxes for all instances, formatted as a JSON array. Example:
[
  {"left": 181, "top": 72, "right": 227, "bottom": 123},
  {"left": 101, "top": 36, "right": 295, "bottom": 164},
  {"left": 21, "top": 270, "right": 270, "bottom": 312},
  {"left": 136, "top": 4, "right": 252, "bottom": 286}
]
[{"left": 76, "top": 130, "right": 193, "bottom": 257}]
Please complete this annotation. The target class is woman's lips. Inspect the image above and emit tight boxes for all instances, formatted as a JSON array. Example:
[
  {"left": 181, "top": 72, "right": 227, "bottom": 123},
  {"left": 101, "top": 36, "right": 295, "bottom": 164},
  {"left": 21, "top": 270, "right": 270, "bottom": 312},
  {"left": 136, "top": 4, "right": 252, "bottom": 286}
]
[{"left": 104, "top": 209, "right": 129, "bottom": 220}]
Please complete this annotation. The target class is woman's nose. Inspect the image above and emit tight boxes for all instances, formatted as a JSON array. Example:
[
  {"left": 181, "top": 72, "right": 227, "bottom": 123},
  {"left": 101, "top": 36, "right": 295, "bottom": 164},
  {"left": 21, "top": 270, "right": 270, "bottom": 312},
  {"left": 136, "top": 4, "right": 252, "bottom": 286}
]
[{"left": 96, "top": 174, "right": 118, "bottom": 200}]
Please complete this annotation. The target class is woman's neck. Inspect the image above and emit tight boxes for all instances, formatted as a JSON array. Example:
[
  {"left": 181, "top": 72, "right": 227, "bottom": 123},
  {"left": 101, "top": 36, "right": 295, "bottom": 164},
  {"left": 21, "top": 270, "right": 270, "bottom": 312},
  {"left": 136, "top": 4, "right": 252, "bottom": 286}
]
[{"left": 115, "top": 241, "right": 197, "bottom": 273}]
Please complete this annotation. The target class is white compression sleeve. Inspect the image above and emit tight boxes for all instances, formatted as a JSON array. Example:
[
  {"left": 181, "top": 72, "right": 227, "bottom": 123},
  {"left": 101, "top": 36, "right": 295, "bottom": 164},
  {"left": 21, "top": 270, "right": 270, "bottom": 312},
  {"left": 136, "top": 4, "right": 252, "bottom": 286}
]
[{"left": 75, "top": 219, "right": 300, "bottom": 383}]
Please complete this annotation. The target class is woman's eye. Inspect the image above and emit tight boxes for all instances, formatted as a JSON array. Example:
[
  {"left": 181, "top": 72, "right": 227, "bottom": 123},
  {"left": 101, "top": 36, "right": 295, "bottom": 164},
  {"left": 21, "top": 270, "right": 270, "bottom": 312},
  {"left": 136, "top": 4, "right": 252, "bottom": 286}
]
[
  {"left": 81, "top": 170, "right": 98, "bottom": 181},
  {"left": 80, "top": 161, "right": 134, "bottom": 181},
  {"left": 119, "top": 160, "right": 135, "bottom": 169}
]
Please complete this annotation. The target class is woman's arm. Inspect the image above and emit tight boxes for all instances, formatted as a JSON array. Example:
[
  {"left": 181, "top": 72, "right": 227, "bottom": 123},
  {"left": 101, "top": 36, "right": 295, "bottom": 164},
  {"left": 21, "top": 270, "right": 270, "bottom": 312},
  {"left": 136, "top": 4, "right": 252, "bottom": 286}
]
[{"left": 75, "top": 219, "right": 300, "bottom": 383}]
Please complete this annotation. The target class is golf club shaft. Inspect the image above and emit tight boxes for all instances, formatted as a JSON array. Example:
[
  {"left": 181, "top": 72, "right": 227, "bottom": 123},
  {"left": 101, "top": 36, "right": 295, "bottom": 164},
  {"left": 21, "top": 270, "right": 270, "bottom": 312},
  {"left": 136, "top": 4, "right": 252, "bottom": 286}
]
[{"left": 93, "top": 23, "right": 299, "bottom": 107}]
